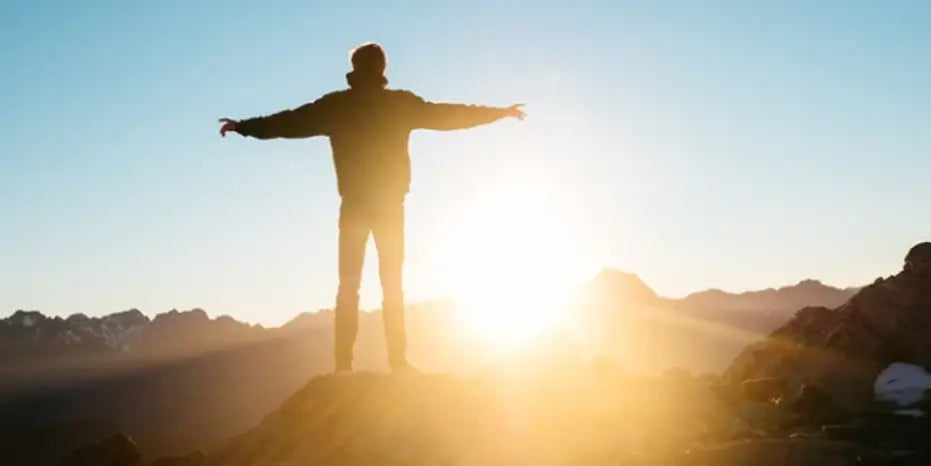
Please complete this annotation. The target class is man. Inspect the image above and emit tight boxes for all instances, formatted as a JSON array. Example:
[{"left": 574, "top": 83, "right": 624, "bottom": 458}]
[{"left": 218, "top": 42, "right": 525, "bottom": 374}]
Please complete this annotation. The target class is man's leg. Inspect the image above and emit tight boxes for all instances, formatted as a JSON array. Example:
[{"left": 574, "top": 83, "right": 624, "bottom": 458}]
[
  {"left": 334, "top": 200, "right": 370, "bottom": 372},
  {"left": 371, "top": 199, "right": 409, "bottom": 370}
]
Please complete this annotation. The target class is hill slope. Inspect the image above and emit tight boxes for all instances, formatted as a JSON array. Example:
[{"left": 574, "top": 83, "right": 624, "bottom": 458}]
[
  {"left": 210, "top": 369, "right": 728, "bottom": 466},
  {"left": 202, "top": 368, "right": 927, "bottom": 466},
  {"left": 726, "top": 242, "right": 931, "bottom": 409}
]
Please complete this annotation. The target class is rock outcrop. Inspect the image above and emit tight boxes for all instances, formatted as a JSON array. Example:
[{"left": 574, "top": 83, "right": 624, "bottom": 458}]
[
  {"left": 209, "top": 369, "right": 731, "bottom": 466},
  {"left": 0, "top": 308, "right": 264, "bottom": 362},
  {"left": 725, "top": 242, "right": 931, "bottom": 410},
  {"left": 905, "top": 242, "right": 931, "bottom": 274}
]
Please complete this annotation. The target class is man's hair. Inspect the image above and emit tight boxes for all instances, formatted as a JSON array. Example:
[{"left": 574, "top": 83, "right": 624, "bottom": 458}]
[{"left": 349, "top": 42, "right": 387, "bottom": 75}]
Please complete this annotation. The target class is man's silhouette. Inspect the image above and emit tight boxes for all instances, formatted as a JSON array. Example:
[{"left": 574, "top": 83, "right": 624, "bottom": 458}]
[{"left": 219, "top": 42, "right": 524, "bottom": 374}]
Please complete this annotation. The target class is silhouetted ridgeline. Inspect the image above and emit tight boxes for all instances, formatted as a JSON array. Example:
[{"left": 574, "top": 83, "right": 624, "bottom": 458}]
[
  {"left": 1, "top": 271, "right": 862, "bottom": 465},
  {"left": 726, "top": 242, "right": 931, "bottom": 410},
  {"left": 53, "top": 242, "right": 931, "bottom": 466},
  {"left": 2, "top": 273, "right": 856, "bottom": 376}
]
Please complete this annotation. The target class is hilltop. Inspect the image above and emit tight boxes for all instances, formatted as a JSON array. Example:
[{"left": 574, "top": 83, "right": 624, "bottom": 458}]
[
  {"left": 66, "top": 367, "right": 931, "bottom": 466},
  {"left": 54, "top": 242, "right": 931, "bottom": 466},
  {"left": 1, "top": 272, "right": 861, "bottom": 465}
]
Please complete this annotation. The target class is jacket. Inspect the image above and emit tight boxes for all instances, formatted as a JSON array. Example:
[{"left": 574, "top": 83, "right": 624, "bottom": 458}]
[{"left": 235, "top": 87, "right": 507, "bottom": 201}]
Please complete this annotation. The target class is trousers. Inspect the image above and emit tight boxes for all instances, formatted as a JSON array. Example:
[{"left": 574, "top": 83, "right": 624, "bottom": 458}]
[{"left": 333, "top": 198, "right": 407, "bottom": 369}]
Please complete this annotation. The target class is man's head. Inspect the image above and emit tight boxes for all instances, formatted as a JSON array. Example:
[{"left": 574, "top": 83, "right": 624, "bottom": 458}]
[
  {"left": 347, "top": 42, "right": 388, "bottom": 88},
  {"left": 350, "top": 43, "right": 387, "bottom": 75}
]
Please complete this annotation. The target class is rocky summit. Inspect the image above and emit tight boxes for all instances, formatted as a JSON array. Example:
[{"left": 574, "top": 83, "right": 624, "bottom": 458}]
[{"left": 905, "top": 242, "right": 931, "bottom": 274}]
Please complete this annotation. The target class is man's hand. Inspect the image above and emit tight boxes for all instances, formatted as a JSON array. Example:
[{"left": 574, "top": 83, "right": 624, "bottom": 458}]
[
  {"left": 503, "top": 104, "right": 526, "bottom": 121},
  {"left": 218, "top": 118, "right": 238, "bottom": 137}
]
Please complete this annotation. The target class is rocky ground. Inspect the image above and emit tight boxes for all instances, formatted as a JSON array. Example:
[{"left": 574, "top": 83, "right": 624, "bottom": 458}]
[{"left": 60, "top": 365, "right": 931, "bottom": 466}]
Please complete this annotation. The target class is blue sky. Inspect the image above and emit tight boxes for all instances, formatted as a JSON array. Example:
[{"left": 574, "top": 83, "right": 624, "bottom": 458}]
[{"left": 2, "top": 1, "right": 929, "bottom": 325}]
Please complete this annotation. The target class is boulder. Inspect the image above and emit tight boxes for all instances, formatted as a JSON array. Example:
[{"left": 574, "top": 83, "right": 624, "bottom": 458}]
[{"left": 875, "top": 362, "right": 931, "bottom": 408}]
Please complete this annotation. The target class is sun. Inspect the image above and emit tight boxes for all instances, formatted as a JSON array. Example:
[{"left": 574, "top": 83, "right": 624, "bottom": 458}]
[{"left": 438, "top": 189, "right": 580, "bottom": 350}]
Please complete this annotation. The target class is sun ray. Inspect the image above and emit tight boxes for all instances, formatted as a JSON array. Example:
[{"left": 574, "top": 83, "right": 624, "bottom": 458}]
[{"left": 438, "top": 187, "right": 580, "bottom": 350}]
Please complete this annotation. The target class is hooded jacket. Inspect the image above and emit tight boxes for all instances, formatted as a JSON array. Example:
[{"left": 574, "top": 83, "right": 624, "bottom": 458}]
[{"left": 234, "top": 85, "right": 508, "bottom": 202}]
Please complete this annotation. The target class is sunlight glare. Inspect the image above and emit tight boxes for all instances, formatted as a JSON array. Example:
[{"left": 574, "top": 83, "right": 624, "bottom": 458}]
[{"left": 442, "top": 189, "right": 580, "bottom": 350}]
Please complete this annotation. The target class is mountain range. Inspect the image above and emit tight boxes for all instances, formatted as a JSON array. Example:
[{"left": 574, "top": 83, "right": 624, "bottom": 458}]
[
  {"left": 0, "top": 272, "right": 860, "bottom": 465},
  {"left": 1, "top": 273, "right": 856, "bottom": 366},
  {"left": 42, "top": 241, "right": 931, "bottom": 466}
]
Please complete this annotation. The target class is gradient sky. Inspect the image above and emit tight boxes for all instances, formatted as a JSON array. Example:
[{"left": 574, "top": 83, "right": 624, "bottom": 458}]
[{"left": 2, "top": 1, "right": 929, "bottom": 326}]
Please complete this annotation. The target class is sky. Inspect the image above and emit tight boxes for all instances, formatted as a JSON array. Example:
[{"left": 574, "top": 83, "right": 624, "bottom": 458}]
[{"left": 1, "top": 1, "right": 929, "bottom": 326}]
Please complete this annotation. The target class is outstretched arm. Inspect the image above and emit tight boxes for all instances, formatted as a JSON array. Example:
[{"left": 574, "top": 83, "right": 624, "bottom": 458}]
[
  {"left": 406, "top": 93, "right": 525, "bottom": 131},
  {"left": 219, "top": 96, "right": 333, "bottom": 139}
]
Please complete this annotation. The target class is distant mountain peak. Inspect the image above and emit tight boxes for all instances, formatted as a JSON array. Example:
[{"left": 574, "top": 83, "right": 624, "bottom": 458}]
[
  {"left": 0, "top": 307, "right": 261, "bottom": 358},
  {"left": 66, "top": 313, "right": 89, "bottom": 322},
  {"left": 572, "top": 269, "right": 663, "bottom": 320},
  {"left": 7, "top": 309, "right": 45, "bottom": 327},
  {"left": 586, "top": 268, "right": 659, "bottom": 302},
  {"left": 794, "top": 278, "right": 824, "bottom": 287},
  {"left": 151, "top": 307, "right": 210, "bottom": 325},
  {"left": 678, "top": 277, "right": 855, "bottom": 314},
  {"left": 103, "top": 308, "right": 150, "bottom": 326}
]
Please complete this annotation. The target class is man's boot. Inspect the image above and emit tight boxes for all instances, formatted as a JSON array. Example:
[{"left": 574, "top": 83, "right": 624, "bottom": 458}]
[
  {"left": 382, "top": 298, "right": 417, "bottom": 374},
  {"left": 333, "top": 285, "right": 359, "bottom": 374}
]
